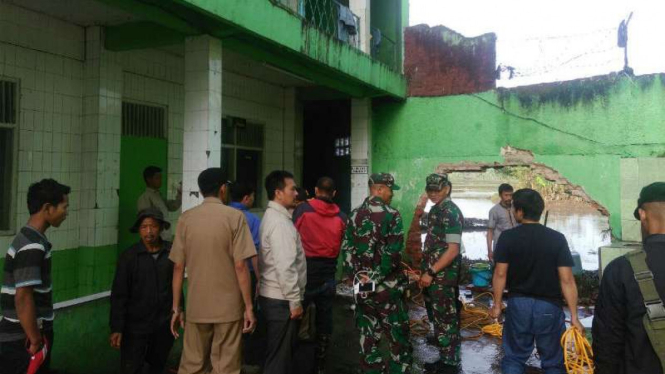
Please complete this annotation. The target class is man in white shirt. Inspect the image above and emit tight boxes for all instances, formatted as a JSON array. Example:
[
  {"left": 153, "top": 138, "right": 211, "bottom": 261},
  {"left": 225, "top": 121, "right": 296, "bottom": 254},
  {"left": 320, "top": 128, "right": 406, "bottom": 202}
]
[
  {"left": 136, "top": 166, "right": 181, "bottom": 240},
  {"left": 258, "top": 170, "right": 306, "bottom": 374},
  {"left": 487, "top": 183, "right": 516, "bottom": 261}
]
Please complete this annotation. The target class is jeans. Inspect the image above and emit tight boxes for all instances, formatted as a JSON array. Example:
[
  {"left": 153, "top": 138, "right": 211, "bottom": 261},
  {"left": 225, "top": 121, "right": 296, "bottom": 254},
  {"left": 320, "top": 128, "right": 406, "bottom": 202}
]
[
  {"left": 302, "top": 279, "right": 335, "bottom": 373},
  {"left": 260, "top": 296, "right": 301, "bottom": 374},
  {"left": 501, "top": 297, "right": 566, "bottom": 374}
]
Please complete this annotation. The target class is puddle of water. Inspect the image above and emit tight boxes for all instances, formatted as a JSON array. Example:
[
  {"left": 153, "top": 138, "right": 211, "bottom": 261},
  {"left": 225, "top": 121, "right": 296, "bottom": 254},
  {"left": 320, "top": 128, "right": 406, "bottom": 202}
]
[{"left": 421, "top": 191, "right": 611, "bottom": 270}]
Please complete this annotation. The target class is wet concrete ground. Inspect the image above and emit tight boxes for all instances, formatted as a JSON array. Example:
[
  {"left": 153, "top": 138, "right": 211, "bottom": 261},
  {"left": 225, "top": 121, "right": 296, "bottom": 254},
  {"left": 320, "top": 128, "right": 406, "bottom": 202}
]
[{"left": 321, "top": 294, "right": 544, "bottom": 374}]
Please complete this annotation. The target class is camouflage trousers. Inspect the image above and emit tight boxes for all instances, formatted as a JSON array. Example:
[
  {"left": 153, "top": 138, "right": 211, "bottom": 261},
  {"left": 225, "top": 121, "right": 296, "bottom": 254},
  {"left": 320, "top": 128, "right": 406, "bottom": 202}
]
[
  {"left": 355, "top": 297, "right": 413, "bottom": 374},
  {"left": 424, "top": 283, "right": 461, "bottom": 366}
]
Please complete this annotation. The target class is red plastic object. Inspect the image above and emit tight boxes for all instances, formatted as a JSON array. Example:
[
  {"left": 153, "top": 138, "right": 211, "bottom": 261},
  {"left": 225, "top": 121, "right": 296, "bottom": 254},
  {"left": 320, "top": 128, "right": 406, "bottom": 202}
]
[{"left": 25, "top": 337, "right": 48, "bottom": 374}]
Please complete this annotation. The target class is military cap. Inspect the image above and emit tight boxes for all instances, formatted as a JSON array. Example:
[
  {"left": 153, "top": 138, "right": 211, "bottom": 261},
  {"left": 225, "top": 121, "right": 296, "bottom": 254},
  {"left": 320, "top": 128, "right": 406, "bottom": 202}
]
[
  {"left": 425, "top": 173, "right": 450, "bottom": 191},
  {"left": 368, "top": 173, "right": 400, "bottom": 190},
  {"left": 634, "top": 182, "right": 665, "bottom": 219},
  {"left": 130, "top": 207, "right": 170, "bottom": 233}
]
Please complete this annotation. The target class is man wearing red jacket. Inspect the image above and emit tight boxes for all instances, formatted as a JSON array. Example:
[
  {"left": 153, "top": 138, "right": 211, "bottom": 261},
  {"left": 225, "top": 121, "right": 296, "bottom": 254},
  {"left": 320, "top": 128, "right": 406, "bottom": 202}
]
[{"left": 292, "top": 176, "right": 346, "bottom": 374}]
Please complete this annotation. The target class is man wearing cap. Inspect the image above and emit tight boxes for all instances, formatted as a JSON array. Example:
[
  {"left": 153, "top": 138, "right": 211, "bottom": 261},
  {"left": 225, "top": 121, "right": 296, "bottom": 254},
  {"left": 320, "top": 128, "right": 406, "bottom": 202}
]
[
  {"left": 593, "top": 182, "right": 665, "bottom": 374},
  {"left": 341, "top": 173, "right": 412, "bottom": 374},
  {"left": 418, "top": 173, "right": 464, "bottom": 373},
  {"left": 110, "top": 208, "right": 177, "bottom": 374}
]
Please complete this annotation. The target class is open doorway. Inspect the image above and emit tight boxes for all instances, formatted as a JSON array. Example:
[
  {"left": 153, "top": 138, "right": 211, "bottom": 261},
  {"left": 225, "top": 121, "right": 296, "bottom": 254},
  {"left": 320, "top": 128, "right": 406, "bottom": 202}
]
[{"left": 302, "top": 100, "right": 351, "bottom": 213}]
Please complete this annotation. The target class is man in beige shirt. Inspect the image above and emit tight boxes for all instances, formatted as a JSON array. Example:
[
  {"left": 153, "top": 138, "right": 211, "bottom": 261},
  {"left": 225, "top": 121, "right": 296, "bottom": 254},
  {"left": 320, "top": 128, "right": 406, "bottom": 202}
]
[
  {"left": 137, "top": 166, "right": 181, "bottom": 240},
  {"left": 169, "top": 168, "right": 257, "bottom": 374},
  {"left": 259, "top": 170, "right": 306, "bottom": 374}
]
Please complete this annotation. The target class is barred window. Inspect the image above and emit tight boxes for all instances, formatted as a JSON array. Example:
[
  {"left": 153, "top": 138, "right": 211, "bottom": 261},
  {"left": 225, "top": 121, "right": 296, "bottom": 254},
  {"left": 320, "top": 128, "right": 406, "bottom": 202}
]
[
  {"left": 0, "top": 79, "right": 18, "bottom": 233},
  {"left": 121, "top": 102, "right": 166, "bottom": 138},
  {"left": 222, "top": 117, "right": 264, "bottom": 206}
]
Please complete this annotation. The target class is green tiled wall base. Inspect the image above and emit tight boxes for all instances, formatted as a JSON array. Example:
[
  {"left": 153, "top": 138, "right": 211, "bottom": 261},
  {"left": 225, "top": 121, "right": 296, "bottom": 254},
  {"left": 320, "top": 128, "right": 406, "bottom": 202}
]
[
  {"left": 51, "top": 245, "right": 119, "bottom": 303},
  {"left": 1, "top": 245, "right": 118, "bottom": 303}
]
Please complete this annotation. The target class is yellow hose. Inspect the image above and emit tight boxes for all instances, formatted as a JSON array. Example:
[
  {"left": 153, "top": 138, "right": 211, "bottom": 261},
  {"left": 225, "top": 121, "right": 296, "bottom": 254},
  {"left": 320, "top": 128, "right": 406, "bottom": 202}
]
[{"left": 560, "top": 327, "right": 594, "bottom": 374}]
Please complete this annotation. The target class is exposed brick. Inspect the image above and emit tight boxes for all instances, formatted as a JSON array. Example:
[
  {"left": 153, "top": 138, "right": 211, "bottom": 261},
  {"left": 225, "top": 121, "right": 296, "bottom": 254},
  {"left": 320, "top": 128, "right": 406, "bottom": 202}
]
[{"left": 404, "top": 24, "right": 497, "bottom": 97}]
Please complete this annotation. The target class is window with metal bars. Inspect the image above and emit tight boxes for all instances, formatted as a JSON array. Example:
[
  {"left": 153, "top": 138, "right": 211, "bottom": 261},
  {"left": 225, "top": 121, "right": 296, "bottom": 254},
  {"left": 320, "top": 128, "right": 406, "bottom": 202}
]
[
  {"left": 121, "top": 102, "right": 166, "bottom": 138},
  {"left": 0, "top": 79, "right": 17, "bottom": 232},
  {"left": 222, "top": 117, "right": 265, "bottom": 206}
]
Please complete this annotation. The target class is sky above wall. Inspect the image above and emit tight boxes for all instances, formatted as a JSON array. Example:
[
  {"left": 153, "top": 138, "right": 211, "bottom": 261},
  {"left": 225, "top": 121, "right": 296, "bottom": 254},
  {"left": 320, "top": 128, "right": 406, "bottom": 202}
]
[{"left": 410, "top": 0, "right": 665, "bottom": 87}]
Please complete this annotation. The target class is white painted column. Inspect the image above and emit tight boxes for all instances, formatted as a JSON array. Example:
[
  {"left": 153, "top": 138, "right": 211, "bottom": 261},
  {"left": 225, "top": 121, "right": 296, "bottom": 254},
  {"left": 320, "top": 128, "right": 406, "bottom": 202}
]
[
  {"left": 182, "top": 35, "right": 223, "bottom": 211},
  {"left": 80, "top": 26, "right": 122, "bottom": 248},
  {"left": 350, "top": 98, "right": 371, "bottom": 209},
  {"left": 350, "top": 0, "right": 371, "bottom": 54}
]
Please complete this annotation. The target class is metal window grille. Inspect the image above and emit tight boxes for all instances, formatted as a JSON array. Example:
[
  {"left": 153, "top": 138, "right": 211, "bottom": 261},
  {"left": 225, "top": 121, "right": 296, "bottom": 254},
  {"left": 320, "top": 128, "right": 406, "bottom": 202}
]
[
  {"left": 222, "top": 117, "right": 265, "bottom": 204},
  {"left": 275, "top": 0, "right": 361, "bottom": 49},
  {"left": 121, "top": 102, "right": 166, "bottom": 138},
  {"left": 0, "top": 79, "right": 16, "bottom": 232},
  {"left": 0, "top": 80, "right": 17, "bottom": 124}
]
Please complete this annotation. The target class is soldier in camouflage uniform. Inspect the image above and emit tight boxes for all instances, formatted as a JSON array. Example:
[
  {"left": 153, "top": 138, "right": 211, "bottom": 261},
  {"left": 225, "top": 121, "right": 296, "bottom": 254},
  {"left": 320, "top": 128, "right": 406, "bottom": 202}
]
[
  {"left": 341, "top": 173, "right": 412, "bottom": 374},
  {"left": 418, "top": 173, "right": 464, "bottom": 373}
]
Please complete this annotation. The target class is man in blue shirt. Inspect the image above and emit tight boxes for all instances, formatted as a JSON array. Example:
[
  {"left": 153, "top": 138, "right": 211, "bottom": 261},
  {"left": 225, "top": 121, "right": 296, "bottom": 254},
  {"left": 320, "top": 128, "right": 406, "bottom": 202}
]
[
  {"left": 229, "top": 181, "right": 261, "bottom": 278},
  {"left": 229, "top": 181, "right": 264, "bottom": 367}
]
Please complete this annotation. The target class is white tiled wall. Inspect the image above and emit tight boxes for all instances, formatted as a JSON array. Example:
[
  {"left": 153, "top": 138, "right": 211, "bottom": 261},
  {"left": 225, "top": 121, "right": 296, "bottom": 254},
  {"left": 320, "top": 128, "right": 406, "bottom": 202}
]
[
  {"left": 351, "top": 98, "right": 371, "bottom": 208},
  {"left": 0, "top": 2, "right": 302, "bottom": 254},
  {"left": 620, "top": 157, "right": 665, "bottom": 241},
  {"left": 0, "top": 2, "right": 84, "bottom": 253}
]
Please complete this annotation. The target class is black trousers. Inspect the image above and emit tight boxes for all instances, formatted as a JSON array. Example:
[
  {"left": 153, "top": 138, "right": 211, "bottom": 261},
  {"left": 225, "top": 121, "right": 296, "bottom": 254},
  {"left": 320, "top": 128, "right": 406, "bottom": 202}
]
[
  {"left": 243, "top": 273, "right": 267, "bottom": 366},
  {"left": 259, "top": 296, "right": 301, "bottom": 374},
  {"left": 0, "top": 329, "right": 53, "bottom": 374},
  {"left": 120, "top": 322, "right": 174, "bottom": 374}
]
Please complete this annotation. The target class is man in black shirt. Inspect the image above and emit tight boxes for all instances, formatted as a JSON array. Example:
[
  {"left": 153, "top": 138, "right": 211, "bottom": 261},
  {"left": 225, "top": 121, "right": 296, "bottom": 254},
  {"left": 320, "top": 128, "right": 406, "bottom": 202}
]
[
  {"left": 0, "top": 179, "right": 70, "bottom": 374},
  {"left": 110, "top": 208, "right": 179, "bottom": 374},
  {"left": 593, "top": 182, "right": 665, "bottom": 374},
  {"left": 490, "top": 188, "right": 583, "bottom": 374}
]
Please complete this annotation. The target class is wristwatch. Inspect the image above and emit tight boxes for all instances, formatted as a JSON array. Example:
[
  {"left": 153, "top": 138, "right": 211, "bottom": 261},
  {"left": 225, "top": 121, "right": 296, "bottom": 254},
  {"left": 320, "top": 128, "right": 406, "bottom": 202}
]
[{"left": 426, "top": 267, "right": 437, "bottom": 277}]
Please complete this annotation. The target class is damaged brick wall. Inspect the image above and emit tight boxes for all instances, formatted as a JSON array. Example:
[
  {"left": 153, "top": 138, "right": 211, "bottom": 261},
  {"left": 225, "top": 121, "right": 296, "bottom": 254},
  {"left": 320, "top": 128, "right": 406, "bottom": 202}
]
[
  {"left": 404, "top": 24, "right": 497, "bottom": 97},
  {"left": 405, "top": 147, "right": 611, "bottom": 266}
]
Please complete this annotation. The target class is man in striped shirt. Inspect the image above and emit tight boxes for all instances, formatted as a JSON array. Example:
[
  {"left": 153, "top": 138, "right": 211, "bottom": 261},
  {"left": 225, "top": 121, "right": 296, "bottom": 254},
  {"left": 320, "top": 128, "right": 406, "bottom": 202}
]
[{"left": 0, "top": 179, "right": 70, "bottom": 374}]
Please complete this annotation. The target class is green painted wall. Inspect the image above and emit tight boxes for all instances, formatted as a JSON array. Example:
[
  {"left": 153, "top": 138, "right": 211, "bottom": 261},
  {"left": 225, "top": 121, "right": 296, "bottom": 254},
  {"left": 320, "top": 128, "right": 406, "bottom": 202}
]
[
  {"left": 172, "top": 0, "right": 407, "bottom": 97},
  {"left": 118, "top": 136, "right": 168, "bottom": 255},
  {"left": 372, "top": 74, "right": 665, "bottom": 240}
]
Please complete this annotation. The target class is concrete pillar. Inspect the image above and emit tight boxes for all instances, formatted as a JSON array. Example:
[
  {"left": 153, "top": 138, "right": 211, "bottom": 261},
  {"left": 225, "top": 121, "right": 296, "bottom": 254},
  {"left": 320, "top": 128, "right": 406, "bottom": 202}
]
[
  {"left": 182, "top": 35, "right": 223, "bottom": 211},
  {"left": 350, "top": 98, "right": 371, "bottom": 209},
  {"left": 283, "top": 88, "right": 303, "bottom": 183},
  {"left": 80, "top": 26, "right": 122, "bottom": 248},
  {"left": 350, "top": 0, "right": 371, "bottom": 54}
]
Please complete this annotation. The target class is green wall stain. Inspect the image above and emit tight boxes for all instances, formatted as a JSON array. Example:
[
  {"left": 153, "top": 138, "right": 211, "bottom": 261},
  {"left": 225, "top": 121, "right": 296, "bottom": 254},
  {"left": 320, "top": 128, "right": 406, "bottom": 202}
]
[{"left": 372, "top": 74, "right": 665, "bottom": 240}]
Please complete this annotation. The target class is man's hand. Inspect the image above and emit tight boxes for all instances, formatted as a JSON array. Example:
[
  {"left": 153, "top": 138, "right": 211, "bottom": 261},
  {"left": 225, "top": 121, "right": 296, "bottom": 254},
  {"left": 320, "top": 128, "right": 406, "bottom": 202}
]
[
  {"left": 109, "top": 332, "right": 122, "bottom": 349},
  {"left": 170, "top": 310, "right": 185, "bottom": 338},
  {"left": 243, "top": 308, "right": 257, "bottom": 333},
  {"left": 487, "top": 250, "right": 494, "bottom": 262},
  {"left": 290, "top": 306, "right": 304, "bottom": 320},
  {"left": 489, "top": 303, "right": 502, "bottom": 320},
  {"left": 419, "top": 273, "right": 433, "bottom": 288},
  {"left": 26, "top": 338, "right": 44, "bottom": 355},
  {"left": 570, "top": 317, "right": 584, "bottom": 333}
]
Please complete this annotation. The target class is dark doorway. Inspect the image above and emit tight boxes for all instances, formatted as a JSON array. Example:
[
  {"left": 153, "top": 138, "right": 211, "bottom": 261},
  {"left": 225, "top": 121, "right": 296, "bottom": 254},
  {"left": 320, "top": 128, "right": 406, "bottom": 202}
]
[{"left": 303, "top": 100, "right": 351, "bottom": 213}]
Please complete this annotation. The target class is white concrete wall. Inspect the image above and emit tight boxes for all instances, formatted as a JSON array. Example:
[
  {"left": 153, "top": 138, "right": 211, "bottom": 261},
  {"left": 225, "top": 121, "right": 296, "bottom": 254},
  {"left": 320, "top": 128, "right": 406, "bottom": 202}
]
[{"left": 0, "top": 2, "right": 301, "bottom": 254}]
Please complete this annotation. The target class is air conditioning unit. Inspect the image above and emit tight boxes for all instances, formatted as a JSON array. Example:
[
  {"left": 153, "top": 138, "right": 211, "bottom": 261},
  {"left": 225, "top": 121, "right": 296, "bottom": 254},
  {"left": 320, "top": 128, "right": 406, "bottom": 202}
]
[{"left": 598, "top": 241, "right": 642, "bottom": 278}]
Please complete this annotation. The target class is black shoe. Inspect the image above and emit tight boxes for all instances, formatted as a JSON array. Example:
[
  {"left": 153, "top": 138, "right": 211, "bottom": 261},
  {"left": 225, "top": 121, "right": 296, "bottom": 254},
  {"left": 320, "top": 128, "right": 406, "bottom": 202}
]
[
  {"left": 423, "top": 361, "right": 441, "bottom": 373},
  {"left": 438, "top": 363, "right": 460, "bottom": 374}
]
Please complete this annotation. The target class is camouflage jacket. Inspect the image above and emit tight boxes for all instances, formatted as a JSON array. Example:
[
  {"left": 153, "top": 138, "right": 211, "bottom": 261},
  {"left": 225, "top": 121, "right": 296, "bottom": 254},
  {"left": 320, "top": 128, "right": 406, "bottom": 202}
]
[
  {"left": 422, "top": 198, "right": 464, "bottom": 285},
  {"left": 342, "top": 196, "right": 406, "bottom": 292}
]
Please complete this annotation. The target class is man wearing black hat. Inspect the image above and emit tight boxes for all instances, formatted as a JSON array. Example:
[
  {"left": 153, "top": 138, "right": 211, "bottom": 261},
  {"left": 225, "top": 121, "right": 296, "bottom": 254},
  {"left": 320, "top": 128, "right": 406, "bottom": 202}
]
[
  {"left": 593, "top": 182, "right": 665, "bottom": 374},
  {"left": 110, "top": 207, "right": 177, "bottom": 374}
]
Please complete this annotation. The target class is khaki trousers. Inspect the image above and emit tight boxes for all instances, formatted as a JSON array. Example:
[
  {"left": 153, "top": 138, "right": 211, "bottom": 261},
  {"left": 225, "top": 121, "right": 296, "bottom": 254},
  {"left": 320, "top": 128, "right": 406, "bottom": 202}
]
[{"left": 178, "top": 320, "right": 243, "bottom": 374}]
